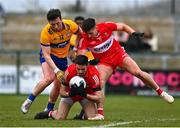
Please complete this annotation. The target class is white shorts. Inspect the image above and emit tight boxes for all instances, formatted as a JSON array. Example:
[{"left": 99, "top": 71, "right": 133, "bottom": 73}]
[{"left": 60, "top": 97, "right": 89, "bottom": 106}]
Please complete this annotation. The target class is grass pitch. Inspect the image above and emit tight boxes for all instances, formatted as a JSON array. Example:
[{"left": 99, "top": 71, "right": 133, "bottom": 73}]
[{"left": 0, "top": 94, "right": 180, "bottom": 127}]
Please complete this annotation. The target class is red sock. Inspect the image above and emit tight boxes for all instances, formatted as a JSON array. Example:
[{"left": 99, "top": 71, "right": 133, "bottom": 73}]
[
  {"left": 97, "top": 108, "right": 104, "bottom": 116},
  {"left": 48, "top": 110, "right": 53, "bottom": 117},
  {"left": 156, "top": 88, "right": 163, "bottom": 95}
]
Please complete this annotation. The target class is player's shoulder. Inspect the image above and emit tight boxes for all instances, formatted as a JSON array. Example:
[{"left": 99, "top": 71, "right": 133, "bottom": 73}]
[
  {"left": 81, "top": 32, "right": 88, "bottom": 39},
  {"left": 41, "top": 23, "right": 53, "bottom": 35},
  {"left": 67, "top": 64, "right": 76, "bottom": 72},
  {"left": 62, "top": 19, "right": 76, "bottom": 25},
  {"left": 105, "top": 21, "right": 116, "bottom": 24},
  {"left": 98, "top": 22, "right": 115, "bottom": 27},
  {"left": 88, "top": 65, "right": 99, "bottom": 75},
  {"left": 97, "top": 22, "right": 109, "bottom": 30},
  {"left": 97, "top": 22, "right": 105, "bottom": 27},
  {"left": 65, "top": 64, "right": 76, "bottom": 79}
]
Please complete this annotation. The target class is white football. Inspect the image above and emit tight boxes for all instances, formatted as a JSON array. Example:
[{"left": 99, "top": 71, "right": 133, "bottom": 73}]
[{"left": 69, "top": 76, "right": 86, "bottom": 88}]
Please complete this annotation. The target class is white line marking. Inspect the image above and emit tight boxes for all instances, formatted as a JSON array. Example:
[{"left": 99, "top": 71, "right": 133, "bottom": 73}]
[
  {"left": 94, "top": 118, "right": 180, "bottom": 127},
  {"left": 102, "top": 120, "right": 142, "bottom": 127}
]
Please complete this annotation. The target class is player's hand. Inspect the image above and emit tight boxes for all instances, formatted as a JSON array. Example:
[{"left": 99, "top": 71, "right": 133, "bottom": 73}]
[
  {"left": 78, "top": 88, "right": 87, "bottom": 97},
  {"left": 56, "top": 70, "right": 65, "bottom": 82},
  {"left": 71, "top": 51, "right": 77, "bottom": 62},
  {"left": 54, "top": 68, "right": 64, "bottom": 82},
  {"left": 132, "top": 32, "right": 144, "bottom": 38},
  {"left": 69, "top": 84, "right": 78, "bottom": 97},
  {"left": 130, "top": 32, "right": 144, "bottom": 42},
  {"left": 77, "top": 84, "right": 87, "bottom": 97},
  {"left": 88, "top": 59, "right": 99, "bottom": 65}
]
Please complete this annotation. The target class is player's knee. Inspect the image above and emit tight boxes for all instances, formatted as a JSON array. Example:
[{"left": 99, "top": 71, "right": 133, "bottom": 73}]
[
  {"left": 44, "top": 76, "right": 54, "bottom": 85},
  {"left": 55, "top": 115, "right": 65, "bottom": 120},
  {"left": 53, "top": 110, "right": 66, "bottom": 120},
  {"left": 133, "top": 69, "right": 143, "bottom": 78}
]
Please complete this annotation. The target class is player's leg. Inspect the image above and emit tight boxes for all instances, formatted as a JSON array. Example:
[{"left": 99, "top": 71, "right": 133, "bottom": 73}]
[
  {"left": 97, "top": 64, "right": 113, "bottom": 89},
  {"left": 121, "top": 56, "right": 174, "bottom": 103},
  {"left": 21, "top": 62, "right": 55, "bottom": 114},
  {"left": 79, "top": 99, "right": 97, "bottom": 119},
  {"left": 34, "top": 97, "right": 73, "bottom": 120},
  {"left": 44, "top": 78, "right": 60, "bottom": 111},
  {"left": 74, "top": 93, "right": 104, "bottom": 120},
  {"left": 50, "top": 97, "right": 72, "bottom": 120},
  {"left": 96, "top": 64, "right": 113, "bottom": 117},
  {"left": 44, "top": 56, "right": 68, "bottom": 111}
]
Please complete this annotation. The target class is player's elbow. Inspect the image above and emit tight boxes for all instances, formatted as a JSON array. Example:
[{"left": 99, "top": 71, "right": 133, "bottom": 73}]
[{"left": 116, "top": 23, "right": 126, "bottom": 30}]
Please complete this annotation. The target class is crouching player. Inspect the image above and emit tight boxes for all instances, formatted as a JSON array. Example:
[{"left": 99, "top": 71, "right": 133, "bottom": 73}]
[{"left": 34, "top": 55, "right": 104, "bottom": 120}]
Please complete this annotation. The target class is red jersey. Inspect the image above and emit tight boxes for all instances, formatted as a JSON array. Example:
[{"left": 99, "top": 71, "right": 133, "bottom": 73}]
[
  {"left": 79, "top": 22, "right": 124, "bottom": 59},
  {"left": 64, "top": 64, "right": 100, "bottom": 95}
]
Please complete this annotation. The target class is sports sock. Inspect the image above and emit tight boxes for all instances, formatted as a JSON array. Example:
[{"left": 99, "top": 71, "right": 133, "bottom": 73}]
[
  {"left": 97, "top": 108, "right": 104, "bottom": 116},
  {"left": 46, "top": 102, "right": 55, "bottom": 111},
  {"left": 156, "top": 88, "right": 163, "bottom": 95},
  {"left": 28, "top": 94, "right": 36, "bottom": 101},
  {"left": 48, "top": 110, "right": 53, "bottom": 117}
]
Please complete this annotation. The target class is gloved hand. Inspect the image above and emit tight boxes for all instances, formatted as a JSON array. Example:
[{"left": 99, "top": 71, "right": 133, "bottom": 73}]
[
  {"left": 130, "top": 32, "right": 144, "bottom": 43},
  {"left": 69, "top": 84, "right": 79, "bottom": 97},
  {"left": 77, "top": 84, "right": 87, "bottom": 97},
  {"left": 54, "top": 68, "right": 64, "bottom": 82},
  {"left": 78, "top": 89, "right": 87, "bottom": 97},
  {"left": 131, "top": 32, "right": 144, "bottom": 38},
  {"left": 88, "top": 59, "right": 99, "bottom": 65}
]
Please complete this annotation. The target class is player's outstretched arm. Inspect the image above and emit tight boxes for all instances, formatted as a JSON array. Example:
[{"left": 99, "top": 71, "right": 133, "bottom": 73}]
[{"left": 116, "top": 23, "right": 135, "bottom": 35}]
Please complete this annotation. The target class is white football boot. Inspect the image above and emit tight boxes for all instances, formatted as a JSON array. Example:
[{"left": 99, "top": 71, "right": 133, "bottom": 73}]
[
  {"left": 88, "top": 114, "right": 104, "bottom": 120},
  {"left": 44, "top": 107, "right": 48, "bottom": 112},
  {"left": 21, "top": 99, "right": 32, "bottom": 114},
  {"left": 160, "top": 91, "right": 174, "bottom": 104}
]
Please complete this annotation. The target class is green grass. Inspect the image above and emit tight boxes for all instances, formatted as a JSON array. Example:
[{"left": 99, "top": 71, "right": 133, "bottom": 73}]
[{"left": 0, "top": 94, "right": 180, "bottom": 127}]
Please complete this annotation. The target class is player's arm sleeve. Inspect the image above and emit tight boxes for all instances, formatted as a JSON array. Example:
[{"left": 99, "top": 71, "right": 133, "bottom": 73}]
[
  {"left": 105, "top": 22, "right": 118, "bottom": 31},
  {"left": 69, "top": 35, "right": 76, "bottom": 46},
  {"left": 40, "top": 29, "right": 50, "bottom": 47},
  {"left": 91, "top": 74, "right": 101, "bottom": 92},
  {"left": 86, "top": 74, "right": 102, "bottom": 101},
  {"left": 68, "top": 20, "right": 79, "bottom": 34},
  {"left": 115, "top": 22, "right": 135, "bottom": 34}
]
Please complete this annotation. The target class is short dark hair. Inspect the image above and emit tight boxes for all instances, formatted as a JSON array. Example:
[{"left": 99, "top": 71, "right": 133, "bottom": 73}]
[
  {"left": 47, "top": 9, "right": 62, "bottom": 21},
  {"left": 75, "top": 55, "right": 88, "bottom": 65},
  {"left": 74, "top": 16, "right": 85, "bottom": 22},
  {"left": 82, "top": 18, "right": 96, "bottom": 32}
]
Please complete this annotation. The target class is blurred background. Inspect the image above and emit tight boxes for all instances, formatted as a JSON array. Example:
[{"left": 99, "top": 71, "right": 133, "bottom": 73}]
[{"left": 0, "top": 0, "right": 179, "bottom": 96}]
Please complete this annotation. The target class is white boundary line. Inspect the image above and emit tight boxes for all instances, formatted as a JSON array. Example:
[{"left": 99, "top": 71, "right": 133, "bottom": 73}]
[
  {"left": 101, "top": 120, "right": 142, "bottom": 127},
  {"left": 94, "top": 118, "right": 180, "bottom": 127}
]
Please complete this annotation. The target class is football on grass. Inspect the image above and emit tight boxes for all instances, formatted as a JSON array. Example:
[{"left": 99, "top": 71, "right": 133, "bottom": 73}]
[{"left": 69, "top": 76, "right": 86, "bottom": 88}]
